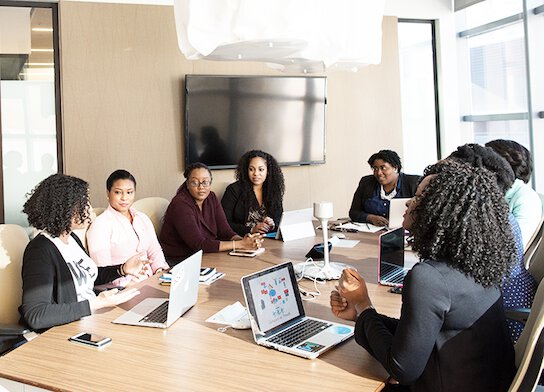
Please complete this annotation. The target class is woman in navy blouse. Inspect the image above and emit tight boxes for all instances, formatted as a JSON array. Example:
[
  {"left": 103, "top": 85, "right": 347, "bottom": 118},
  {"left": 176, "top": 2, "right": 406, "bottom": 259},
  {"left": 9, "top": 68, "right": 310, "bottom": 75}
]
[{"left": 349, "top": 150, "right": 419, "bottom": 227}]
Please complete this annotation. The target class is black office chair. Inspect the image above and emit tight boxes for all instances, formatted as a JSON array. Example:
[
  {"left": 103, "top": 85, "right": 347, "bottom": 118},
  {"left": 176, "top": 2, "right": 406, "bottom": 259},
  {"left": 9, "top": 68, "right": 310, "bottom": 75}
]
[
  {"left": 507, "top": 278, "right": 544, "bottom": 391},
  {"left": 0, "top": 224, "right": 31, "bottom": 356}
]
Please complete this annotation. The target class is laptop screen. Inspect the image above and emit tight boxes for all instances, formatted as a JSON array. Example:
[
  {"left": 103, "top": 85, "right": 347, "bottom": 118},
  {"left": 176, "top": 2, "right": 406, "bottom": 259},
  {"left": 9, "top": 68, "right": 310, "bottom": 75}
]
[
  {"left": 242, "top": 263, "right": 306, "bottom": 334},
  {"left": 379, "top": 227, "right": 405, "bottom": 271}
]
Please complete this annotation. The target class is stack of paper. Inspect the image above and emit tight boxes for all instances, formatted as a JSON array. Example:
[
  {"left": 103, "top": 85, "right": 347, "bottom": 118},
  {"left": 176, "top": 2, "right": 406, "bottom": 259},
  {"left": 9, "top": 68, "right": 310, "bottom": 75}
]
[{"left": 199, "top": 267, "right": 225, "bottom": 285}]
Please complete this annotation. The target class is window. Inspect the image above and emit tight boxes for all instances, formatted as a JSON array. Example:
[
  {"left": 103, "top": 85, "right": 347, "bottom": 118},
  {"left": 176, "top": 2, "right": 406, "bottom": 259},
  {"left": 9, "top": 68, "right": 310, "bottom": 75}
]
[
  {"left": 456, "top": 0, "right": 544, "bottom": 190},
  {"left": 398, "top": 19, "right": 439, "bottom": 175},
  {"left": 0, "top": 2, "right": 62, "bottom": 226}
]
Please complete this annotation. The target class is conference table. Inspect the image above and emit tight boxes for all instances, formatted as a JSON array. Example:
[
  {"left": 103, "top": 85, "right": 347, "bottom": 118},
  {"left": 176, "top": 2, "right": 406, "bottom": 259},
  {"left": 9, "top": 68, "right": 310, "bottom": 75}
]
[{"left": 0, "top": 230, "right": 403, "bottom": 392}]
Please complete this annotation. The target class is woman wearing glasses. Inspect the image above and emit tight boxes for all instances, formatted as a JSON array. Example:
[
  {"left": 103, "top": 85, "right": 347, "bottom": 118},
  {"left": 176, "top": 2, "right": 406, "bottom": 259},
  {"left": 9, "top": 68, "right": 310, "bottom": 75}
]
[
  {"left": 221, "top": 150, "right": 285, "bottom": 236},
  {"left": 159, "top": 162, "right": 262, "bottom": 266}
]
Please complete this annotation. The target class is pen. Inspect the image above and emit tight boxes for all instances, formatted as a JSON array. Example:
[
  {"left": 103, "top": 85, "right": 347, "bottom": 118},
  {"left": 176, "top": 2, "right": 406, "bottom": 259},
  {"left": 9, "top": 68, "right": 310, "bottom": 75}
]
[{"left": 366, "top": 223, "right": 370, "bottom": 230}]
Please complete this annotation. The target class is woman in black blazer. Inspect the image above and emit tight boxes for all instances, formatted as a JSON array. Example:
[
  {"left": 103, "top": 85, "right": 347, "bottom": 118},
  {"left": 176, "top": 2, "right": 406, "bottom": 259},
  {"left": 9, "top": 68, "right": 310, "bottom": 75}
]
[{"left": 221, "top": 150, "right": 285, "bottom": 236}]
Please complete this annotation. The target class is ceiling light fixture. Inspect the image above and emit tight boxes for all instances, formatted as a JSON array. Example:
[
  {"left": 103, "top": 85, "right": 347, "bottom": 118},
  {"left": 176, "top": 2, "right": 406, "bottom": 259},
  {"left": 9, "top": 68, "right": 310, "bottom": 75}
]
[{"left": 173, "top": 0, "right": 385, "bottom": 73}]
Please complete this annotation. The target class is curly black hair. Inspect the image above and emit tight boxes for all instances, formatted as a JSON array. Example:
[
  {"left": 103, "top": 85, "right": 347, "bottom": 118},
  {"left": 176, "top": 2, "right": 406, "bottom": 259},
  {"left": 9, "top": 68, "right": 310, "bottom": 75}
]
[
  {"left": 448, "top": 143, "right": 514, "bottom": 193},
  {"left": 106, "top": 169, "right": 137, "bottom": 190},
  {"left": 367, "top": 150, "right": 402, "bottom": 172},
  {"left": 235, "top": 150, "right": 285, "bottom": 216},
  {"left": 23, "top": 174, "right": 91, "bottom": 238},
  {"left": 410, "top": 160, "right": 516, "bottom": 287},
  {"left": 485, "top": 139, "right": 533, "bottom": 183}
]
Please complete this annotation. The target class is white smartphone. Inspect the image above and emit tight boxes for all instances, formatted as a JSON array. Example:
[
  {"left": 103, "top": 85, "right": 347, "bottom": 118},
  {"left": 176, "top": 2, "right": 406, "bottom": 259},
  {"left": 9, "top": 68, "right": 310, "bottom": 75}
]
[
  {"left": 68, "top": 332, "right": 112, "bottom": 348},
  {"left": 229, "top": 248, "right": 265, "bottom": 257}
]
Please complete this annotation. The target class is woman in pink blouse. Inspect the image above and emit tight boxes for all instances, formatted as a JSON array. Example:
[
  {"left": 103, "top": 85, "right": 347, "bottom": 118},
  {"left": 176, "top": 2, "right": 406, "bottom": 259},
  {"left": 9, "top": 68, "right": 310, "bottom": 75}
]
[{"left": 86, "top": 169, "right": 169, "bottom": 286}]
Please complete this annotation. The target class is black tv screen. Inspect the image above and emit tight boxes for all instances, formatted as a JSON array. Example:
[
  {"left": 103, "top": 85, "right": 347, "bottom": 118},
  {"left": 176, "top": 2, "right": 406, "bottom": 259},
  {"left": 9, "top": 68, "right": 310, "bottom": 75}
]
[{"left": 184, "top": 75, "right": 327, "bottom": 169}]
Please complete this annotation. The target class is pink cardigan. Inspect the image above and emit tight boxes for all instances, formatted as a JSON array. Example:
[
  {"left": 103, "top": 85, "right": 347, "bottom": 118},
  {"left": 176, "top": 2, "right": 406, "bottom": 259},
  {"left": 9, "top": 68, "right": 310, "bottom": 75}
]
[{"left": 86, "top": 205, "right": 168, "bottom": 286}]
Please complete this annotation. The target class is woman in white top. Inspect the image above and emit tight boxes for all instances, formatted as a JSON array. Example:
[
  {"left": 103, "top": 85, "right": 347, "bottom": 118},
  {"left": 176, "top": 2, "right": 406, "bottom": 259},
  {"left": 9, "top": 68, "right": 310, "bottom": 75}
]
[
  {"left": 87, "top": 169, "right": 168, "bottom": 286},
  {"left": 20, "top": 174, "right": 147, "bottom": 331}
]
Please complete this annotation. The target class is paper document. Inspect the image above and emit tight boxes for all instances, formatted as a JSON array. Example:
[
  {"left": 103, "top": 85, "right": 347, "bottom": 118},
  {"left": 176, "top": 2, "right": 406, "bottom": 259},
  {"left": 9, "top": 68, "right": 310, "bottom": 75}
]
[
  {"left": 335, "top": 222, "right": 383, "bottom": 233},
  {"left": 206, "top": 301, "right": 248, "bottom": 325},
  {"left": 330, "top": 235, "right": 359, "bottom": 248}
]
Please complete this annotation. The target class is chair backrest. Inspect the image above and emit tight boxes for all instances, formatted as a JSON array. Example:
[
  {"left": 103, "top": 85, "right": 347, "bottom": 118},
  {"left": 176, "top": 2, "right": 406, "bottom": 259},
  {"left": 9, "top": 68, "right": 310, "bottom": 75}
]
[
  {"left": 509, "top": 278, "right": 544, "bottom": 392},
  {"left": 524, "top": 193, "right": 544, "bottom": 269},
  {"left": 132, "top": 197, "right": 170, "bottom": 236},
  {"left": 92, "top": 207, "right": 106, "bottom": 217},
  {"left": 0, "top": 224, "right": 30, "bottom": 325}
]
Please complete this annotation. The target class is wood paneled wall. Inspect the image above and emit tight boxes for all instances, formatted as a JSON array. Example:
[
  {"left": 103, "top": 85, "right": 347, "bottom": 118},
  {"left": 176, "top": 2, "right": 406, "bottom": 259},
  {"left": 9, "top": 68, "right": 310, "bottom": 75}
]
[{"left": 59, "top": 1, "right": 403, "bottom": 218}]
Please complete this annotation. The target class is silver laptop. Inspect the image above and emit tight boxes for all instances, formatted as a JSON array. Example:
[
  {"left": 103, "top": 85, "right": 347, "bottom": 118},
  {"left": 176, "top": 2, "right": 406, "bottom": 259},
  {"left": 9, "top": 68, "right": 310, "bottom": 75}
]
[
  {"left": 378, "top": 228, "right": 408, "bottom": 287},
  {"left": 241, "top": 262, "right": 354, "bottom": 359},
  {"left": 112, "top": 250, "right": 202, "bottom": 328},
  {"left": 388, "top": 198, "right": 409, "bottom": 229},
  {"left": 275, "top": 208, "right": 315, "bottom": 241}
]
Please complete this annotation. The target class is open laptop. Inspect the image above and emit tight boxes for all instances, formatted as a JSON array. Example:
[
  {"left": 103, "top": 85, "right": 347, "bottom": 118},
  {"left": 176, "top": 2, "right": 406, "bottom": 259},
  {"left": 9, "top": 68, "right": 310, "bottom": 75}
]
[
  {"left": 275, "top": 208, "right": 315, "bottom": 241},
  {"left": 112, "top": 250, "right": 202, "bottom": 328},
  {"left": 388, "top": 198, "right": 409, "bottom": 229},
  {"left": 378, "top": 227, "right": 408, "bottom": 287},
  {"left": 241, "top": 262, "right": 354, "bottom": 359}
]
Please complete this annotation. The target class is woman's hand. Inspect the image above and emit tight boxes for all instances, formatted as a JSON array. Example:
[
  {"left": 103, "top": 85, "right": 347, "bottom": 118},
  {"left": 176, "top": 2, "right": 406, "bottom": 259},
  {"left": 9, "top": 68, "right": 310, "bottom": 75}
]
[
  {"left": 239, "top": 233, "right": 263, "bottom": 249},
  {"left": 122, "top": 252, "right": 151, "bottom": 277},
  {"left": 330, "top": 289, "right": 357, "bottom": 321},
  {"left": 338, "top": 268, "right": 372, "bottom": 311},
  {"left": 367, "top": 214, "right": 389, "bottom": 227},
  {"left": 251, "top": 222, "right": 271, "bottom": 234},
  {"left": 89, "top": 288, "right": 140, "bottom": 311}
]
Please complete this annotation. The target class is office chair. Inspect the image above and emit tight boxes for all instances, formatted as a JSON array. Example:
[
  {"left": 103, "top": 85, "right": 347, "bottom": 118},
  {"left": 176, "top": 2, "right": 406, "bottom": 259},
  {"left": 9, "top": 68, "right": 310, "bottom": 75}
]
[
  {"left": 524, "top": 194, "right": 544, "bottom": 269},
  {"left": 92, "top": 206, "right": 106, "bottom": 217},
  {"left": 132, "top": 197, "right": 169, "bottom": 236},
  {"left": 507, "top": 278, "right": 544, "bottom": 392},
  {"left": 0, "top": 224, "right": 30, "bottom": 355}
]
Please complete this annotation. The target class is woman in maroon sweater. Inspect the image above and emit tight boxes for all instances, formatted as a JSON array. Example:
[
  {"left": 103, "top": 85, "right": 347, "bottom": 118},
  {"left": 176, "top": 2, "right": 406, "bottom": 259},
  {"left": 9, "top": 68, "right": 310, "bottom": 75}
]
[{"left": 159, "top": 163, "right": 261, "bottom": 266}]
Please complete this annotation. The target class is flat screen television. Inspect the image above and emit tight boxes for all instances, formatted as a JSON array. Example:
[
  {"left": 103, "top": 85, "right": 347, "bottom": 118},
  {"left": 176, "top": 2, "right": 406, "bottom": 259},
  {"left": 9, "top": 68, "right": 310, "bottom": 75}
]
[{"left": 184, "top": 75, "right": 327, "bottom": 169}]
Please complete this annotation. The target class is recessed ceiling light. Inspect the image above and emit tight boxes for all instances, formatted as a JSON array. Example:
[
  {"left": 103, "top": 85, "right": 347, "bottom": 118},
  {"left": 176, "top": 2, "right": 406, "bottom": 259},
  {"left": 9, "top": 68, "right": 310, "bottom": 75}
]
[
  {"left": 27, "top": 62, "right": 54, "bottom": 66},
  {"left": 31, "top": 48, "right": 54, "bottom": 52},
  {"left": 32, "top": 28, "right": 53, "bottom": 32}
]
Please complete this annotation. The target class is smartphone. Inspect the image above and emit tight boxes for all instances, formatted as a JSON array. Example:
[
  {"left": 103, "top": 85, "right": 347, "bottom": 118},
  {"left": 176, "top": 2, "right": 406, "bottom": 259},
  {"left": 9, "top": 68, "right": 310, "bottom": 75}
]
[
  {"left": 68, "top": 332, "right": 112, "bottom": 348},
  {"left": 229, "top": 248, "right": 265, "bottom": 257}
]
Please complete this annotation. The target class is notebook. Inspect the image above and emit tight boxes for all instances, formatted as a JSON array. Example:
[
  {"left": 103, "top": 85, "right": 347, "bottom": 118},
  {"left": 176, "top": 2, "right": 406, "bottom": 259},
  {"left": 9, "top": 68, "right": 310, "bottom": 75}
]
[
  {"left": 241, "top": 262, "right": 354, "bottom": 359},
  {"left": 275, "top": 208, "right": 315, "bottom": 241},
  {"left": 377, "top": 227, "right": 408, "bottom": 287},
  {"left": 388, "top": 198, "right": 409, "bottom": 229},
  {"left": 112, "top": 250, "right": 202, "bottom": 328}
]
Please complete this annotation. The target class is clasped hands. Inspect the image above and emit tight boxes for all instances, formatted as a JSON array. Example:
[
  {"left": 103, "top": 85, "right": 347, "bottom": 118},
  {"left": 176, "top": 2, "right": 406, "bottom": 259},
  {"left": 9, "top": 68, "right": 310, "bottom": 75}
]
[
  {"left": 330, "top": 268, "right": 372, "bottom": 322},
  {"left": 241, "top": 233, "right": 264, "bottom": 249}
]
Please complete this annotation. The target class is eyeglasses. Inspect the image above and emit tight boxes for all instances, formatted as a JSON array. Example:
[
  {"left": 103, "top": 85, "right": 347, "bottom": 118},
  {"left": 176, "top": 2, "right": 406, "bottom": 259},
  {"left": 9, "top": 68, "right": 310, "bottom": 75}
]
[{"left": 189, "top": 180, "right": 212, "bottom": 188}]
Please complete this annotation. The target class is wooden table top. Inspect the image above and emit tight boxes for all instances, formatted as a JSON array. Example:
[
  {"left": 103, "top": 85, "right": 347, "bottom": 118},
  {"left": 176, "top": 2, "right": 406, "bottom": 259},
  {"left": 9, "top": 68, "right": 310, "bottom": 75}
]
[{"left": 0, "top": 231, "right": 402, "bottom": 392}]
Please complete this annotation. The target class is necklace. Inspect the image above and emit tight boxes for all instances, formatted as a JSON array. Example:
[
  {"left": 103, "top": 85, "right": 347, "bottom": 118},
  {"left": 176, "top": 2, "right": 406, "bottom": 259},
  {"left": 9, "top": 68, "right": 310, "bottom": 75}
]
[{"left": 380, "top": 185, "right": 397, "bottom": 201}]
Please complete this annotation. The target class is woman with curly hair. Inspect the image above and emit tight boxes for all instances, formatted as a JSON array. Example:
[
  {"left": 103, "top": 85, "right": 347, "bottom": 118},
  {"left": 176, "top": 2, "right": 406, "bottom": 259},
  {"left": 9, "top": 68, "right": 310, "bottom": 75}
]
[
  {"left": 349, "top": 149, "right": 419, "bottom": 227},
  {"left": 20, "top": 174, "right": 146, "bottom": 331},
  {"left": 330, "top": 160, "right": 516, "bottom": 392},
  {"left": 221, "top": 150, "right": 285, "bottom": 236},
  {"left": 448, "top": 143, "right": 537, "bottom": 341},
  {"left": 485, "top": 139, "right": 542, "bottom": 248}
]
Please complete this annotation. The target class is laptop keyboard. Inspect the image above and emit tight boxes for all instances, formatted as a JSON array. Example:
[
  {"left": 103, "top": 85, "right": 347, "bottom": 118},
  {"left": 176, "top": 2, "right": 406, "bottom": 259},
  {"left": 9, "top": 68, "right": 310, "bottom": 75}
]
[
  {"left": 139, "top": 300, "right": 169, "bottom": 324},
  {"left": 268, "top": 319, "right": 331, "bottom": 347},
  {"left": 381, "top": 263, "right": 407, "bottom": 284}
]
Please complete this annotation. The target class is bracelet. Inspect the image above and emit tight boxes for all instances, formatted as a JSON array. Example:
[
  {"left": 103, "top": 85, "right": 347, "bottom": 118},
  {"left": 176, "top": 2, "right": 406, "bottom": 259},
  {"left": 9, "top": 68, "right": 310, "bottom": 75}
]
[
  {"left": 233, "top": 240, "right": 236, "bottom": 252},
  {"left": 118, "top": 263, "right": 126, "bottom": 277}
]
